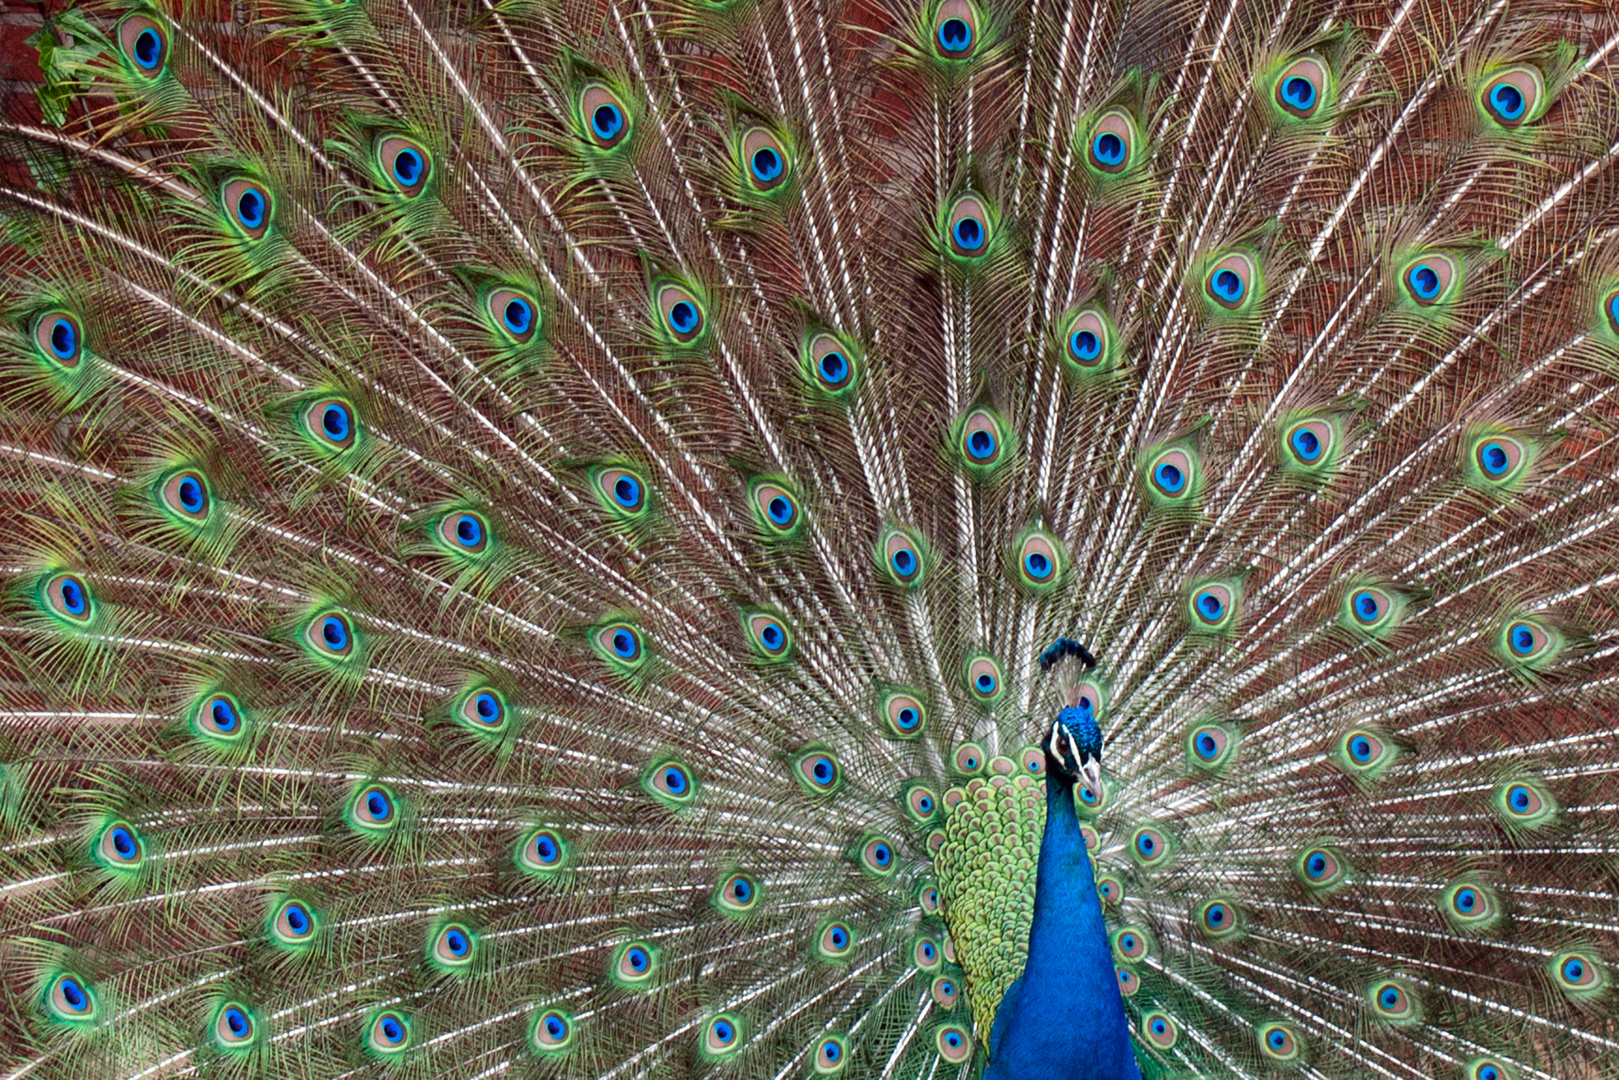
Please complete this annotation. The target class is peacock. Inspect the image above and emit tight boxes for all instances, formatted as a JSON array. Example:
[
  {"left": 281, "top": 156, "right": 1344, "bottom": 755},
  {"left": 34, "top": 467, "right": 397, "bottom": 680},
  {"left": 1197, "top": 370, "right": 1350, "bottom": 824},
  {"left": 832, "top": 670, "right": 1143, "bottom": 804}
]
[{"left": 2, "top": 0, "right": 1618, "bottom": 1074}]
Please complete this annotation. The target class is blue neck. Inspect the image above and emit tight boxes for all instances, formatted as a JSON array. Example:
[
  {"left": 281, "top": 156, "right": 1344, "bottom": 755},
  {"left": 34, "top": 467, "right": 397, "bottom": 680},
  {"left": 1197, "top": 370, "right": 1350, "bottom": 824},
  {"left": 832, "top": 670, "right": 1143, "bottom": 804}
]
[{"left": 982, "top": 775, "right": 1140, "bottom": 1080}]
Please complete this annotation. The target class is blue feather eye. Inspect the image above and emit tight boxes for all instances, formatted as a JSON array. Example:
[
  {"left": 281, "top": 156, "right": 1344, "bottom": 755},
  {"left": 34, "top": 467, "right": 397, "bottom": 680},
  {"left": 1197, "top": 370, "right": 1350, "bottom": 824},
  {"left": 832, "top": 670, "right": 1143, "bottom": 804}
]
[
  {"left": 856, "top": 833, "right": 897, "bottom": 876},
  {"left": 806, "top": 331, "right": 861, "bottom": 396},
  {"left": 964, "top": 655, "right": 1003, "bottom": 703},
  {"left": 934, "top": 1023, "right": 972, "bottom": 1062},
  {"left": 271, "top": 898, "right": 317, "bottom": 945},
  {"left": 1130, "top": 825, "right": 1171, "bottom": 868},
  {"left": 1464, "top": 1058, "right": 1516, "bottom": 1080},
  {"left": 812, "top": 1033, "right": 849, "bottom": 1073},
  {"left": 930, "top": 975, "right": 957, "bottom": 1009},
  {"left": 1084, "top": 110, "right": 1137, "bottom": 175},
  {"left": 744, "top": 610, "right": 793, "bottom": 659},
  {"left": 1368, "top": 978, "right": 1420, "bottom": 1025},
  {"left": 1111, "top": 925, "right": 1151, "bottom": 962},
  {"left": 531, "top": 1009, "right": 576, "bottom": 1053},
  {"left": 581, "top": 84, "right": 631, "bottom": 150},
  {"left": 1196, "top": 897, "right": 1242, "bottom": 940},
  {"left": 741, "top": 127, "right": 791, "bottom": 192},
  {"left": 431, "top": 922, "right": 477, "bottom": 968},
  {"left": 212, "top": 1002, "right": 258, "bottom": 1048},
  {"left": 1550, "top": 951, "right": 1606, "bottom": 999},
  {"left": 517, "top": 827, "right": 570, "bottom": 876},
  {"left": 301, "top": 397, "right": 357, "bottom": 452},
  {"left": 34, "top": 311, "right": 84, "bottom": 368},
  {"left": 43, "top": 573, "right": 93, "bottom": 622},
  {"left": 1013, "top": 530, "right": 1064, "bottom": 591},
  {"left": 1438, "top": 879, "right": 1501, "bottom": 933},
  {"left": 714, "top": 871, "right": 762, "bottom": 916},
  {"left": 118, "top": 14, "right": 168, "bottom": 77},
  {"left": 656, "top": 283, "right": 706, "bottom": 343},
  {"left": 158, "top": 468, "right": 212, "bottom": 522},
  {"left": 751, "top": 480, "right": 802, "bottom": 537},
  {"left": 880, "top": 527, "right": 927, "bottom": 587},
  {"left": 816, "top": 920, "right": 855, "bottom": 960},
  {"left": 486, "top": 288, "right": 539, "bottom": 343},
  {"left": 304, "top": 611, "right": 355, "bottom": 659},
  {"left": 367, "top": 1010, "right": 411, "bottom": 1054},
  {"left": 1142, "top": 1011, "right": 1178, "bottom": 1049},
  {"left": 1204, "top": 252, "right": 1255, "bottom": 310},
  {"left": 1342, "top": 585, "right": 1400, "bottom": 636},
  {"left": 946, "top": 196, "right": 992, "bottom": 258},
  {"left": 1400, "top": 253, "right": 1458, "bottom": 306},
  {"left": 1059, "top": 305, "right": 1117, "bottom": 375},
  {"left": 644, "top": 758, "right": 696, "bottom": 808},
  {"left": 1096, "top": 874, "right": 1122, "bottom": 907},
  {"left": 436, "top": 510, "right": 490, "bottom": 556},
  {"left": 1257, "top": 1022, "right": 1302, "bottom": 1062},
  {"left": 593, "top": 466, "right": 649, "bottom": 523},
  {"left": 1479, "top": 66, "right": 1544, "bottom": 129},
  {"left": 1493, "top": 778, "right": 1557, "bottom": 832},
  {"left": 1141, "top": 445, "right": 1199, "bottom": 507},
  {"left": 1272, "top": 56, "right": 1329, "bottom": 119},
  {"left": 376, "top": 135, "right": 431, "bottom": 196},
  {"left": 454, "top": 686, "right": 508, "bottom": 734},
  {"left": 593, "top": 621, "right": 647, "bottom": 672},
  {"left": 48, "top": 974, "right": 98, "bottom": 1022},
  {"left": 792, "top": 748, "right": 842, "bottom": 795},
  {"left": 221, "top": 178, "right": 272, "bottom": 239},
  {"left": 95, "top": 820, "right": 145, "bottom": 869},
  {"left": 1603, "top": 288, "right": 1619, "bottom": 337},
  {"left": 702, "top": 1014, "right": 745, "bottom": 1058},
  {"left": 1471, "top": 433, "right": 1527, "bottom": 485},
  {"left": 1185, "top": 722, "right": 1238, "bottom": 773},
  {"left": 881, "top": 690, "right": 927, "bottom": 739},
  {"left": 193, "top": 692, "right": 247, "bottom": 743},
  {"left": 913, "top": 936, "right": 940, "bottom": 970},
  {"left": 1336, "top": 728, "right": 1397, "bottom": 782},
  {"left": 957, "top": 408, "right": 1004, "bottom": 467},
  {"left": 1283, "top": 418, "right": 1338, "bottom": 473},
  {"left": 951, "top": 742, "right": 984, "bottom": 775},
  {"left": 932, "top": 0, "right": 978, "bottom": 59},
  {"left": 1296, "top": 845, "right": 1348, "bottom": 890},
  {"left": 1188, "top": 581, "right": 1238, "bottom": 632},
  {"left": 349, "top": 784, "right": 398, "bottom": 832},
  {"left": 611, "top": 941, "right": 660, "bottom": 987}
]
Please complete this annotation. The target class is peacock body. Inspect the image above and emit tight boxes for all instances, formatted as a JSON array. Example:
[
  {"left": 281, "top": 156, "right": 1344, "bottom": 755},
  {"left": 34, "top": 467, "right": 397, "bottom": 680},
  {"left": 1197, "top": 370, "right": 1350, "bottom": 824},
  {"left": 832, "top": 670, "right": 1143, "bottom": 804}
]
[{"left": 2, "top": 0, "right": 1618, "bottom": 1076}]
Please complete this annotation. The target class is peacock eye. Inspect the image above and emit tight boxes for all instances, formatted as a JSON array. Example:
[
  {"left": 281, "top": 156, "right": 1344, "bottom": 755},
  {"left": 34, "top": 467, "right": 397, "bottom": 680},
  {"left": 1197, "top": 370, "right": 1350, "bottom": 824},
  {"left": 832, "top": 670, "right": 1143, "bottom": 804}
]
[
  {"left": 1273, "top": 56, "right": 1329, "bottom": 119},
  {"left": 43, "top": 573, "right": 93, "bottom": 622},
  {"left": 349, "top": 784, "right": 398, "bottom": 830},
  {"left": 221, "top": 178, "right": 272, "bottom": 239},
  {"left": 1145, "top": 447, "right": 1198, "bottom": 503},
  {"left": 368, "top": 1011, "right": 411, "bottom": 1053},
  {"left": 1369, "top": 978, "right": 1418, "bottom": 1023},
  {"left": 882, "top": 528, "right": 926, "bottom": 586},
  {"left": 806, "top": 331, "right": 860, "bottom": 395},
  {"left": 436, "top": 510, "right": 490, "bottom": 556},
  {"left": 1015, "top": 531, "right": 1064, "bottom": 589},
  {"left": 1479, "top": 66, "right": 1544, "bottom": 129},
  {"left": 935, "top": 1023, "right": 972, "bottom": 1062},
  {"left": 957, "top": 408, "right": 1004, "bottom": 467},
  {"left": 594, "top": 622, "right": 646, "bottom": 669},
  {"left": 1471, "top": 434, "right": 1527, "bottom": 486},
  {"left": 96, "top": 820, "right": 144, "bottom": 868},
  {"left": 457, "top": 687, "right": 508, "bottom": 732},
  {"left": 531, "top": 1009, "right": 575, "bottom": 1052},
  {"left": 1131, "top": 826, "right": 1170, "bottom": 867},
  {"left": 118, "top": 14, "right": 168, "bottom": 77},
  {"left": 1204, "top": 252, "right": 1255, "bottom": 310},
  {"left": 745, "top": 611, "right": 792, "bottom": 658},
  {"left": 49, "top": 974, "right": 97, "bottom": 1022},
  {"left": 932, "top": 0, "right": 978, "bottom": 59},
  {"left": 432, "top": 922, "right": 477, "bottom": 967},
  {"left": 376, "top": 135, "right": 432, "bottom": 196},
  {"left": 214, "top": 1002, "right": 257, "bottom": 1047},
  {"left": 946, "top": 196, "right": 991, "bottom": 258},
  {"left": 1063, "top": 307, "right": 1113, "bottom": 370},
  {"left": 304, "top": 611, "right": 355, "bottom": 659},
  {"left": 302, "top": 398, "right": 357, "bottom": 452},
  {"left": 817, "top": 920, "right": 854, "bottom": 959},
  {"left": 656, "top": 283, "right": 706, "bottom": 343},
  {"left": 883, "top": 691, "right": 927, "bottom": 738},
  {"left": 1085, "top": 110, "right": 1136, "bottom": 175},
  {"left": 613, "top": 941, "right": 658, "bottom": 985},
  {"left": 34, "top": 311, "right": 83, "bottom": 367},
  {"left": 1400, "top": 253, "right": 1458, "bottom": 306},
  {"left": 715, "top": 872, "right": 761, "bottom": 915},
  {"left": 271, "top": 898, "right": 317, "bottom": 944},
  {"left": 741, "top": 127, "right": 790, "bottom": 191},
  {"left": 485, "top": 287, "right": 539, "bottom": 343},
  {"left": 581, "top": 84, "right": 631, "bottom": 149},
  {"left": 1143, "top": 1011, "right": 1177, "bottom": 1048},
  {"left": 952, "top": 742, "right": 985, "bottom": 775}
]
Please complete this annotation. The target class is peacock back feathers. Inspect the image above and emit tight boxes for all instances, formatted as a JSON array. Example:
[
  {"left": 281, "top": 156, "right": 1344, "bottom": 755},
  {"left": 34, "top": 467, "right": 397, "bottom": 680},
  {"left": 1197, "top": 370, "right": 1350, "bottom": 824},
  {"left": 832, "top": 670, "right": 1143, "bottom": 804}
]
[{"left": 2, "top": 0, "right": 1618, "bottom": 1076}]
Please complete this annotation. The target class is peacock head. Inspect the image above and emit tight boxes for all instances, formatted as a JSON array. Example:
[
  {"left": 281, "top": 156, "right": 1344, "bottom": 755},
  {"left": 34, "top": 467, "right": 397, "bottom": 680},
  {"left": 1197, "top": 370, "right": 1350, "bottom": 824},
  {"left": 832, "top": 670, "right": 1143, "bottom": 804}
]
[{"left": 1044, "top": 705, "right": 1102, "bottom": 792}]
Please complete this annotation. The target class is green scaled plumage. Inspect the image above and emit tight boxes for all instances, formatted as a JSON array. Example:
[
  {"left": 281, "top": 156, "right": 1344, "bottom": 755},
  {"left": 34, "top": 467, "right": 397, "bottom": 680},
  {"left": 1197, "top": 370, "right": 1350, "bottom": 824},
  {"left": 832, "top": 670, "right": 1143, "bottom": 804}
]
[{"left": 3, "top": 0, "right": 1619, "bottom": 1078}]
